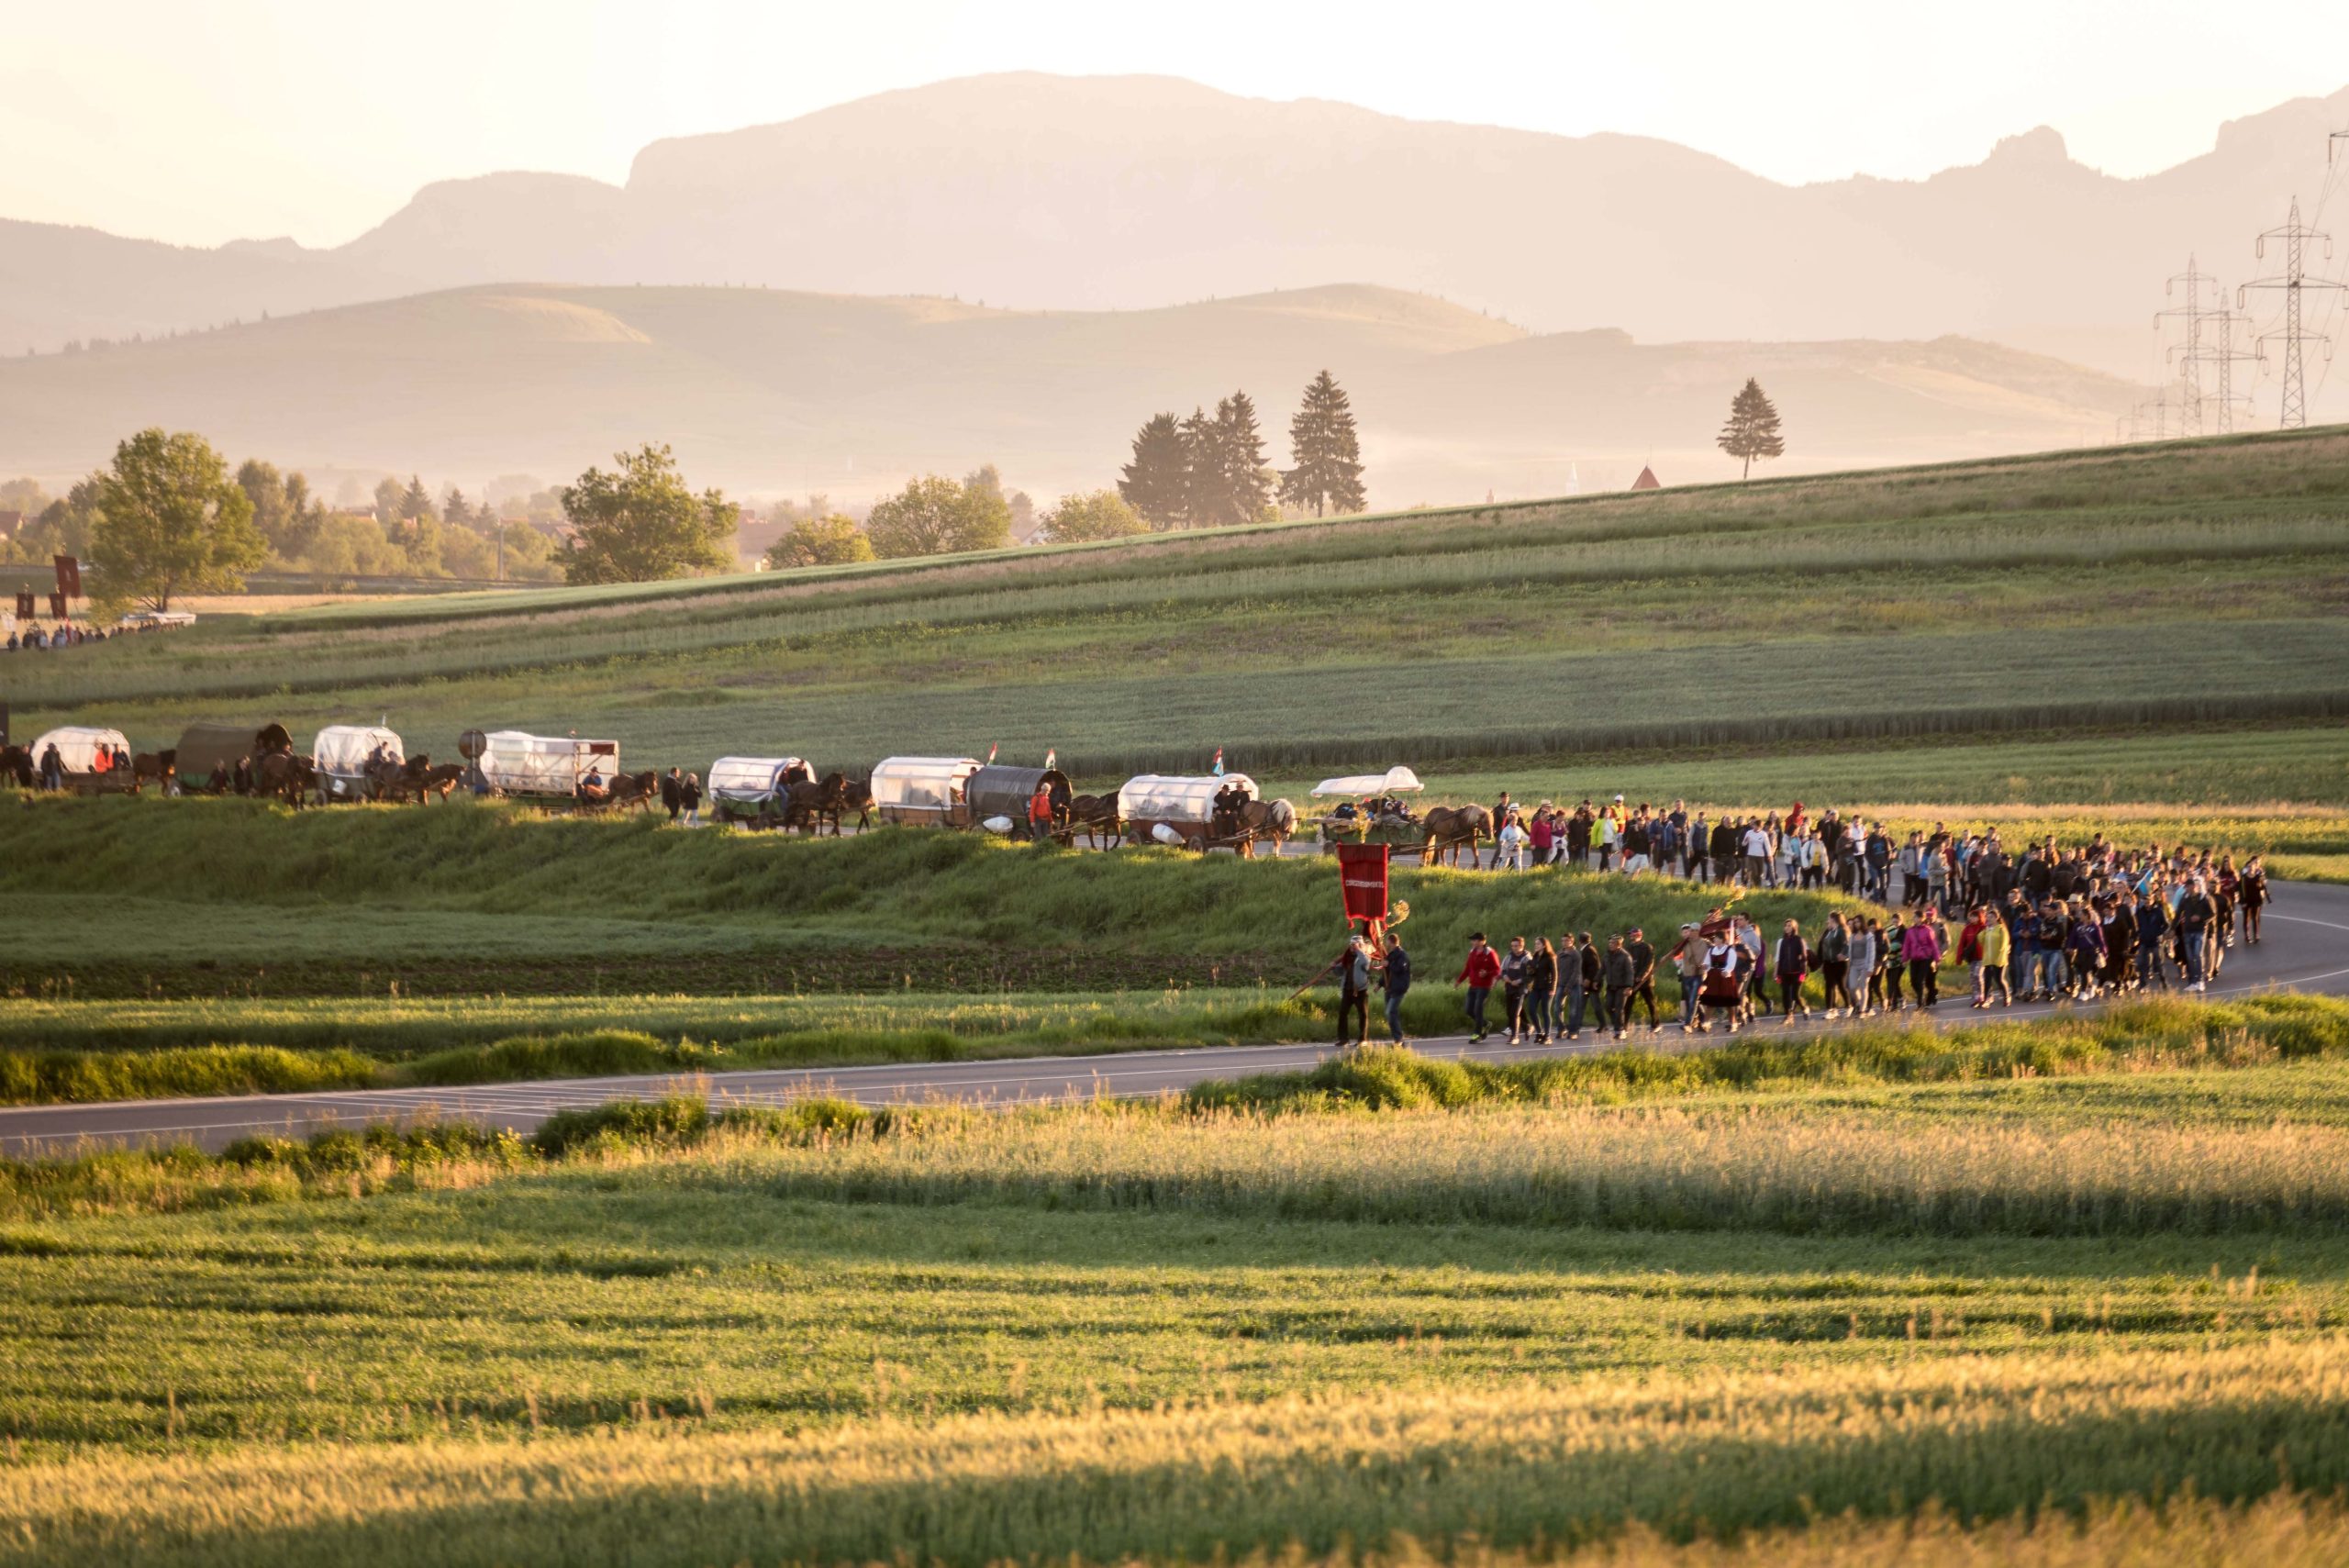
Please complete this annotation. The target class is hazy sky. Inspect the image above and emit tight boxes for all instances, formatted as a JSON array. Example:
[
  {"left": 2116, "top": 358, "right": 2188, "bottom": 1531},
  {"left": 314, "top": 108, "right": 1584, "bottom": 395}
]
[{"left": 6, "top": 0, "right": 2343, "bottom": 249}]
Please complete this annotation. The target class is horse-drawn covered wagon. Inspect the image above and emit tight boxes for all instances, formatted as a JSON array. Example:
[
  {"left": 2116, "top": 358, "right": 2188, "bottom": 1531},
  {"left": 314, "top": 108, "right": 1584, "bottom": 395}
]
[
  {"left": 1311, "top": 765, "right": 1427, "bottom": 847},
  {"left": 707, "top": 756, "right": 815, "bottom": 827},
  {"left": 1117, "top": 773, "right": 1292, "bottom": 854},
  {"left": 313, "top": 724, "right": 403, "bottom": 803},
  {"left": 963, "top": 764, "right": 1071, "bottom": 839},
  {"left": 479, "top": 731, "right": 643, "bottom": 809},
  {"left": 165, "top": 720, "right": 292, "bottom": 795},
  {"left": 868, "top": 756, "right": 982, "bottom": 828},
  {"left": 26, "top": 726, "right": 133, "bottom": 794}
]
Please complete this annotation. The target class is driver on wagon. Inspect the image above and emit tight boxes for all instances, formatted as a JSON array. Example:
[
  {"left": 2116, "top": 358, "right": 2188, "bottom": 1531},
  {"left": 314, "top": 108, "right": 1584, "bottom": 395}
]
[{"left": 578, "top": 766, "right": 608, "bottom": 803}]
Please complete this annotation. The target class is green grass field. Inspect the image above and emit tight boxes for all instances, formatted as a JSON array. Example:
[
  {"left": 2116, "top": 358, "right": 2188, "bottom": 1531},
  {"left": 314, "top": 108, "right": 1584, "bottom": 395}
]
[
  {"left": 6, "top": 1018, "right": 2349, "bottom": 1563},
  {"left": 10, "top": 427, "right": 2349, "bottom": 786}
]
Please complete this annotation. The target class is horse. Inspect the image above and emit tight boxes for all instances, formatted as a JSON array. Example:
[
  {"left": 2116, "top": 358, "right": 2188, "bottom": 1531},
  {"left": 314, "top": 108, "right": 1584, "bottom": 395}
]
[
  {"left": 0, "top": 746, "right": 32, "bottom": 790},
  {"left": 254, "top": 751, "right": 316, "bottom": 809},
  {"left": 419, "top": 762, "right": 465, "bottom": 802},
  {"left": 1239, "top": 797, "right": 1297, "bottom": 852},
  {"left": 607, "top": 770, "right": 660, "bottom": 814},
  {"left": 784, "top": 772, "right": 848, "bottom": 834},
  {"left": 1419, "top": 804, "right": 1492, "bottom": 868},
  {"left": 132, "top": 749, "right": 178, "bottom": 795},
  {"left": 1065, "top": 794, "right": 1122, "bottom": 848},
  {"left": 372, "top": 754, "right": 447, "bottom": 806},
  {"left": 839, "top": 777, "right": 874, "bottom": 834}
]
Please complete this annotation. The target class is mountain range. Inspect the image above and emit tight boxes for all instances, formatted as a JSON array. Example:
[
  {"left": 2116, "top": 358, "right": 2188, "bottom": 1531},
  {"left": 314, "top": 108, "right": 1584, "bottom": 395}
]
[
  {"left": 8, "top": 71, "right": 2348, "bottom": 389},
  {"left": 0, "top": 282, "right": 2136, "bottom": 504}
]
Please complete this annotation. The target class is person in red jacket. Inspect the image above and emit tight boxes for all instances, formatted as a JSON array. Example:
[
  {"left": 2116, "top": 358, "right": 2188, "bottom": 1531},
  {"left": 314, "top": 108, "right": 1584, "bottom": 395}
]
[
  {"left": 1454, "top": 933, "right": 1501, "bottom": 1043},
  {"left": 1028, "top": 782, "right": 1055, "bottom": 843}
]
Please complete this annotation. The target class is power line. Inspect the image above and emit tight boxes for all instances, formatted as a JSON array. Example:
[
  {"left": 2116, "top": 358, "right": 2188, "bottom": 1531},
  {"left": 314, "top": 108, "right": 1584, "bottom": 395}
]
[
  {"left": 2154, "top": 255, "right": 2221, "bottom": 437},
  {"left": 2238, "top": 197, "right": 2346, "bottom": 430},
  {"left": 2185, "top": 304, "right": 2262, "bottom": 433}
]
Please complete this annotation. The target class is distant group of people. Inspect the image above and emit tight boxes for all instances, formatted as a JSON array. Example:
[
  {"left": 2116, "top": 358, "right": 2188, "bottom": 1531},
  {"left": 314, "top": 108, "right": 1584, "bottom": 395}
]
[
  {"left": 661, "top": 767, "right": 704, "bottom": 825},
  {"left": 6, "top": 623, "right": 111, "bottom": 652},
  {"left": 1327, "top": 824, "right": 2272, "bottom": 1048}
]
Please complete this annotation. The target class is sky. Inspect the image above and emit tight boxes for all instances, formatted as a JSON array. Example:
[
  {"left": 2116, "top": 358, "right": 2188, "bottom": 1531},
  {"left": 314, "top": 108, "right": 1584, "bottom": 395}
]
[{"left": 3, "top": 0, "right": 2345, "bottom": 250}]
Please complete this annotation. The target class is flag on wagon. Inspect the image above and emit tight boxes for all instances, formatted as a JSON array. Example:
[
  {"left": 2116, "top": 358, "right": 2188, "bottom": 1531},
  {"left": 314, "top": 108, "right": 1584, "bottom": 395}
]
[
  {"left": 986, "top": 741, "right": 998, "bottom": 763},
  {"left": 1043, "top": 747, "right": 1056, "bottom": 770},
  {"left": 1211, "top": 748, "right": 1224, "bottom": 776}
]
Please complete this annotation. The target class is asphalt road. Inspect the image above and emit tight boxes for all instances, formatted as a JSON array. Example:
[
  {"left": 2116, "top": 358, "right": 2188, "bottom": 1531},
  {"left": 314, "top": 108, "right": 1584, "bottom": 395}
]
[{"left": 7, "top": 881, "right": 2348, "bottom": 1159}]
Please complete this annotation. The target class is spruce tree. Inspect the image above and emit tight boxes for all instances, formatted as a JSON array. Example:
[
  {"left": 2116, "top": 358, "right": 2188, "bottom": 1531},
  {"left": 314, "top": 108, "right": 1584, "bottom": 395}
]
[
  {"left": 1118, "top": 413, "right": 1190, "bottom": 528},
  {"left": 1716, "top": 378, "right": 1787, "bottom": 479},
  {"left": 1205, "top": 391, "right": 1272, "bottom": 527},
  {"left": 1177, "top": 406, "right": 1219, "bottom": 528},
  {"left": 1278, "top": 369, "right": 1367, "bottom": 517}
]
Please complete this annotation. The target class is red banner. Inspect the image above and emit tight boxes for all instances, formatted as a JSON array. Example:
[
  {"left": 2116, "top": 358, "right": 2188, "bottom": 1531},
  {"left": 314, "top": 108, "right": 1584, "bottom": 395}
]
[
  {"left": 53, "top": 555, "right": 80, "bottom": 598},
  {"left": 1336, "top": 842, "right": 1390, "bottom": 925},
  {"left": 48, "top": 593, "right": 67, "bottom": 619}
]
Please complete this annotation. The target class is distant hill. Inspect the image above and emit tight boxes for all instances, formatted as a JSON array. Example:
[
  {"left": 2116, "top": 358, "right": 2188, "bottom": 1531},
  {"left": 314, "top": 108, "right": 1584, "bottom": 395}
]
[
  {"left": 0, "top": 282, "right": 2137, "bottom": 503},
  {"left": 1, "top": 71, "right": 2344, "bottom": 404}
]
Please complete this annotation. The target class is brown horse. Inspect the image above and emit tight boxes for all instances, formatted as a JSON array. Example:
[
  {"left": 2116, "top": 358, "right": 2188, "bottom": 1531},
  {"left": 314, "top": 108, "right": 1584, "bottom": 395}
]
[
  {"left": 784, "top": 772, "right": 848, "bottom": 834},
  {"left": 372, "top": 754, "right": 454, "bottom": 805},
  {"left": 0, "top": 745, "right": 32, "bottom": 789},
  {"left": 1065, "top": 794, "right": 1122, "bottom": 848},
  {"left": 255, "top": 751, "right": 316, "bottom": 809},
  {"left": 1238, "top": 797, "right": 1298, "bottom": 852},
  {"left": 839, "top": 777, "right": 874, "bottom": 834},
  {"left": 607, "top": 770, "right": 660, "bottom": 813},
  {"left": 1419, "top": 804, "right": 1491, "bottom": 868},
  {"left": 132, "top": 749, "right": 178, "bottom": 795}
]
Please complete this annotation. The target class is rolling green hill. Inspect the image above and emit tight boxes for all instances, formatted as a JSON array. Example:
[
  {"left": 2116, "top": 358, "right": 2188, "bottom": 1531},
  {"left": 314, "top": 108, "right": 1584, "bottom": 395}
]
[{"left": 11, "top": 425, "right": 2349, "bottom": 801}]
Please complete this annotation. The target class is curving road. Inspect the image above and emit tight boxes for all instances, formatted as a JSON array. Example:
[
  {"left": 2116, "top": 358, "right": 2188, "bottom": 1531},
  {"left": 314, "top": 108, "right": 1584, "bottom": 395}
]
[{"left": 6, "top": 882, "right": 2349, "bottom": 1159}]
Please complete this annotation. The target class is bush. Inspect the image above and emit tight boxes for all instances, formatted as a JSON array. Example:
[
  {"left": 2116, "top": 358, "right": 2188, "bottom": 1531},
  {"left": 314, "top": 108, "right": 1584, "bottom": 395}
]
[
  {"left": 718, "top": 1097, "right": 872, "bottom": 1142},
  {"left": 530, "top": 1095, "right": 711, "bottom": 1158}
]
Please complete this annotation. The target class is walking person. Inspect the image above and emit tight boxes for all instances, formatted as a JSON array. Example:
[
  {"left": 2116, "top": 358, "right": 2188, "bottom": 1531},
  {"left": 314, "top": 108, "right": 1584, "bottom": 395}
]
[
  {"left": 1378, "top": 929, "right": 1413, "bottom": 1043},
  {"left": 1774, "top": 918, "right": 1813, "bottom": 1022},
  {"left": 661, "top": 767, "right": 684, "bottom": 822},
  {"left": 2174, "top": 879, "right": 2216, "bottom": 993},
  {"left": 1334, "top": 935, "right": 1373, "bottom": 1048},
  {"left": 1902, "top": 909, "right": 1944, "bottom": 1008},
  {"left": 1563, "top": 931, "right": 1597, "bottom": 1040},
  {"left": 1817, "top": 912, "right": 1854, "bottom": 1018},
  {"left": 2135, "top": 887, "right": 2172, "bottom": 991},
  {"left": 1455, "top": 933, "right": 1501, "bottom": 1042},
  {"left": 1601, "top": 936, "right": 1635, "bottom": 1041},
  {"left": 1624, "top": 926, "right": 1661, "bottom": 1032},
  {"left": 1526, "top": 937, "right": 1557, "bottom": 1044},
  {"left": 1698, "top": 930, "right": 1746, "bottom": 1035},
  {"left": 1499, "top": 936, "right": 1532, "bottom": 1043},
  {"left": 1669, "top": 924, "right": 1708, "bottom": 1029},
  {"left": 2240, "top": 856, "right": 2269, "bottom": 945},
  {"left": 1974, "top": 906, "right": 2012, "bottom": 1006}
]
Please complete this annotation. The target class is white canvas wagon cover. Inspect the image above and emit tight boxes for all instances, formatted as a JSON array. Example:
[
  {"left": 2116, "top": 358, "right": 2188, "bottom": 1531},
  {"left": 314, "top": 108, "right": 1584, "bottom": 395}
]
[
  {"left": 1118, "top": 773, "right": 1257, "bottom": 825},
  {"left": 480, "top": 731, "right": 618, "bottom": 794},
  {"left": 312, "top": 725, "right": 404, "bottom": 780},
  {"left": 707, "top": 756, "right": 807, "bottom": 804},
  {"left": 1311, "top": 766, "right": 1424, "bottom": 797},
  {"left": 869, "top": 756, "right": 981, "bottom": 812},
  {"left": 28, "top": 727, "right": 129, "bottom": 773}
]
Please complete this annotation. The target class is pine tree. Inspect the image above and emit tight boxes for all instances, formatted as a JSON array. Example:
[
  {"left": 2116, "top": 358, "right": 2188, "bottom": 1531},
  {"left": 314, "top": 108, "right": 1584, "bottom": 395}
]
[
  {"left": 1118, "top": 414, "right": 1189, "bottom": 528},
  {"left": 1200, "top": 392, "right": 1272, "bottom": 528},
  {"left": 1278, "top": 369, "right": 1367, "bottom": 517},
  {"left": 1175, "top": 406, "right": 1218, "bottom": 528},
  {"left": 1716, "top": 378, "right": 1787, "bottom": 479},
  {"left": 399, "top": 474, "right": 436, "bottom": 522}
]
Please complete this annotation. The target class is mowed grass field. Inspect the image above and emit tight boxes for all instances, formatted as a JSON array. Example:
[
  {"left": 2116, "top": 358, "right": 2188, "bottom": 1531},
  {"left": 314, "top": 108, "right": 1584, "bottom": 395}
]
[
  {"left": 7, "top": 1023, "right": 2349, "bottom": 1564},
  {"left": 9, "top": 427, "right": 2349, "bottom": 784}
]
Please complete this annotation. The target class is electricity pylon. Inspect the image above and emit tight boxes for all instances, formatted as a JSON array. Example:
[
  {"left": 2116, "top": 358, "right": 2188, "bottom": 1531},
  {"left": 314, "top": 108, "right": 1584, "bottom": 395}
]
[
  {"left": 2155, "top": 256, "right": 2222, "bottom": 437},
  {"left": 2239, "top": 198, "right": 2345, "bottom": 429}
]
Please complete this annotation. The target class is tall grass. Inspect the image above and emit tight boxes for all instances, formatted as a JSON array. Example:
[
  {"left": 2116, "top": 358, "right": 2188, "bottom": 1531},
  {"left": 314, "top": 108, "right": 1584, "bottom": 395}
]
[{"left": 5, "top": 1341, "right": 2346, "bottom": 1567}]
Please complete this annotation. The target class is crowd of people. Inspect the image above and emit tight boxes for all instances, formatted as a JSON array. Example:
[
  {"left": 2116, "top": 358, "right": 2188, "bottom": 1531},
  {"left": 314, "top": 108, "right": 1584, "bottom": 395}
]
[
  {"left": 1330, "top": 810, "right": 2273, "bottom": 1047},
  {"left": 5, "top": 622, "right": 112, "bottom": 651}
]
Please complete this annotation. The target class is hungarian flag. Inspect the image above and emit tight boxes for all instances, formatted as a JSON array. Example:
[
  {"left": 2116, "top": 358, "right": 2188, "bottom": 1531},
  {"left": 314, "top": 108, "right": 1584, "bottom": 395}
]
[
  {"left": 1043, "top": 748, "right": 1056, "bottom": 770},
  {"left": 986, "top": 741, "right": 998, "bottom": 763},
  {"left": 1211, "top": 748, "right": 1225, "bottom": 776}
]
